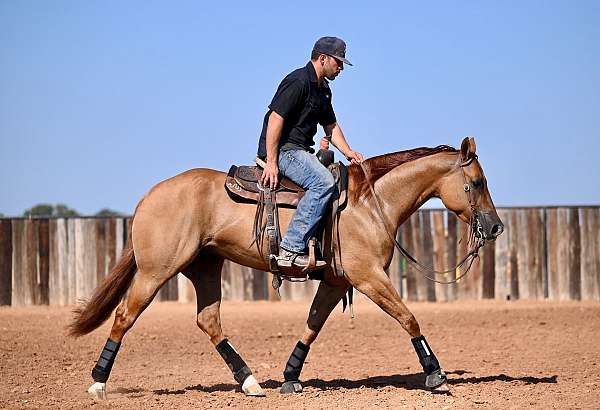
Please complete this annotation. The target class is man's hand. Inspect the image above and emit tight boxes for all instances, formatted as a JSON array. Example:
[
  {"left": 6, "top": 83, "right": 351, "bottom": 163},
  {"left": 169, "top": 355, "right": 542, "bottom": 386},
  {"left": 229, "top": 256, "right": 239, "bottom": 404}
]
[
  {"left": 260, "top": 161, "right": 279, "bottom": 190},
  {"left": 345, "top": 150, "right": 364, "bottom": 164}
]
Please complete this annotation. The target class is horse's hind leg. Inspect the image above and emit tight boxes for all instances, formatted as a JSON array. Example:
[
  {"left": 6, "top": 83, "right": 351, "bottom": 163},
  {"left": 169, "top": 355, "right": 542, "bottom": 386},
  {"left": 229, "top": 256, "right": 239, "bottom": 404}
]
[
  {"left": 349, "top": 268, "right": 450, "bottom": 393},
  {"left": 280, "top": 280, "right": 350, "bottom": 394},
  {"left": 88, "top": 268, "right": 176, "bottom": 400},
  {"left": 183, "top": 254, "right": 265, "bottom": 397}
]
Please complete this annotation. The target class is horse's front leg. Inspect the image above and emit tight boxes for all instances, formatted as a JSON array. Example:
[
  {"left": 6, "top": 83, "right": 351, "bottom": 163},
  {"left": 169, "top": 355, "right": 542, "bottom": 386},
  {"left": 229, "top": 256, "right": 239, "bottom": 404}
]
[
  {"left": 280, "top": 280, "right": 349, "bottom": 394},
  {"left": 349, "top": 268, "right": 450, "bottom": 393}
]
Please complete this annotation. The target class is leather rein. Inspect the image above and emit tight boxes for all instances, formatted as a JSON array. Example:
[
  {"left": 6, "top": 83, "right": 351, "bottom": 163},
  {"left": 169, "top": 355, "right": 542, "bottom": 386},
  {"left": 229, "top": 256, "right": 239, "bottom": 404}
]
[{"left": 359, "top": 156, "right": 485, "bottom": 285}]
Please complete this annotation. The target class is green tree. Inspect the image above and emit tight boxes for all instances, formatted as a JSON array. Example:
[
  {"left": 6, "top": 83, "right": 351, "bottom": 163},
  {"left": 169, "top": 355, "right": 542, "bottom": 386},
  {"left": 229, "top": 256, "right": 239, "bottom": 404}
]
[
  {"left": 95, "top": 208, "right": 123, "bottom": 217},
  {"left": 23, "top": 203, "right": 80, "bottom": 217},
  {"left": 23, "top": 203, "right": 55, "bottom": 217},
  {"left": 54, "top": 204, "right": 79, "bottom": 217}
]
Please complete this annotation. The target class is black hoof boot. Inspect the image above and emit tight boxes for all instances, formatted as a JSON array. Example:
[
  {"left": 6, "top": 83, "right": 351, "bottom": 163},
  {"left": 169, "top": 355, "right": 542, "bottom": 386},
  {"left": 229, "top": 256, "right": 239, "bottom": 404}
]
[{"left": 280, "top": 380, "right": 303, "bottom": 394}]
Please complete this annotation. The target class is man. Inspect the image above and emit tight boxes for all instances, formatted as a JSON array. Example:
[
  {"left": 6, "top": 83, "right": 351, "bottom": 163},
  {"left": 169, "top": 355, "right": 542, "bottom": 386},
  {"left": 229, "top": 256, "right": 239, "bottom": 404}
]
[{"left": 257, "top": 36, "right": 364, "bottom": 269}]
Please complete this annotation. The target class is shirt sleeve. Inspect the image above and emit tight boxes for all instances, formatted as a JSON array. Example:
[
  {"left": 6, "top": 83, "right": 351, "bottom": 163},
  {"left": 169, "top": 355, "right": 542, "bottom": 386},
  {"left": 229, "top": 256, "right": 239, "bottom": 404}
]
[
  {"left": 319, "top": 93, "right": 337, "bottom": 127},
  {"left": 268, "top": 78, "right": 305, "bottom": 119}
]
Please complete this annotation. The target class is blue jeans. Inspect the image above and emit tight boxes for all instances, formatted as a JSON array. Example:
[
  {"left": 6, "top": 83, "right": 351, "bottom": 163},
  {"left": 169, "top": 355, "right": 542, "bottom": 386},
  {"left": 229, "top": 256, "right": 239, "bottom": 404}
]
[{"left": 278, "top": 149, "right": 335, "bottom": 253}]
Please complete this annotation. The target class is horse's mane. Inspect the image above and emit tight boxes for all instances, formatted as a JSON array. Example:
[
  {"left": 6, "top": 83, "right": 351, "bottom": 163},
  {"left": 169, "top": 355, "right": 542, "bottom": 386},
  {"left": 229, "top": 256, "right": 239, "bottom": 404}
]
[{"left": 348, "top": 145, "right": 458, "bottom": 202}]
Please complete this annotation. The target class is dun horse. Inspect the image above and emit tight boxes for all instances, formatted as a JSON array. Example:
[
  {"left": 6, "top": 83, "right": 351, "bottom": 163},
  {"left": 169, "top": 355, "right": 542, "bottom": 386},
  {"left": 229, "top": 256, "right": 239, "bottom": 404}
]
[{"left": 69, "top": 137, "right": 503, "bottom": 399}]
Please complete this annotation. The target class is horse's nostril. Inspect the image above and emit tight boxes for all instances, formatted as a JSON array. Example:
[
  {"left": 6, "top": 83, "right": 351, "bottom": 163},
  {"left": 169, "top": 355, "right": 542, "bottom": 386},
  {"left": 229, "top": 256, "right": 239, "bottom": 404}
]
[{"left": 491, "top": 224, "right": 504, "bottom": 237}]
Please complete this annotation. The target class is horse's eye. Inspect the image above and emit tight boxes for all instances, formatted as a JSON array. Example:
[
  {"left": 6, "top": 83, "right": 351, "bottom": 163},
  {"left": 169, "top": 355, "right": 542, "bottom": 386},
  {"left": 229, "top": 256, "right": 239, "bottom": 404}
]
[{"left": 472, "top": 179, "right": 483, "bottom": 189}]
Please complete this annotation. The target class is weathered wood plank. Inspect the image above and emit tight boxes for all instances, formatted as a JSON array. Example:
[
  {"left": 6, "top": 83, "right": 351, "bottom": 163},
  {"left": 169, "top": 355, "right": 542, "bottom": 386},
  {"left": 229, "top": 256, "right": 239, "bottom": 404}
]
[
  {"left": 556, "top": 208, "right": 570, "bottom": 300},
  {"left": 410, "top": 212, "right": 426, "bottom": 301},
  {"left": 57, "top": 219, "right": 69, "bottom": 305},
  {"left": 106, "top": 218, "right": 117, "bottom": 272},
  {"left": 401, "top": 216, "right": 418, "bottom": 301},
  {"left": 67, "top": 218, "right": 77, "bottom": 304},
  {"left": 420, "top": 210, "right": 436, "bottom": 302},
  {"left": 594, "top": 209, "right": 600, "bottom": 300},
  {"left": 95, "top": 219, "right": 107, "bottom": 283},
  {"left": 221, "top": 259, "right": 232, "bottom": 300},
  {"left": 75, "top": 219, "right": 97, "bottom": 301},
  {"left": 456, "top": 220, "right": 481, "bottom": 300},
  {"left": 508, "top": 211, "right": 519, "bottom": 300},
  {"left": 115, "top": 218, "right": 124, "bottom": 262},
  {"left": 251, "top": 269, "right": 267, "bottom": 301},
  {"left": 431, "top": 211, "right": 447, "bottom": 302},
  {"left": 0, "top": 219, "right": 12, "bottom": 305},
  {"left": 177, "top": 274, "right": 196, "bottom": 303},
  {"left": 580, "top": 208, "right": 600, "bottom": 300},
  {"left": 527, "top": 209, "right": 544, "bottom": 299},
  {"left": 446, "top": 212, "right": 458, "bottom": 301},
  {"left": 568, "top": 208, "right": 581, "bottom": 300},
  {"left": 481, "top": 241, "right": 495, "bottom": 299},
  {"left": 11, "top": 220, "right": 25, "bottom": 306},
  {"left": 546, "top": 209, "right": 559, "bottom": 300},
  {"left": 48, "top": 219, "right": 59, "bottom": 305},
  {"left": 516, "top": 209, "right": 530, "bottom": 300},
  {"left": 25, "top": 219, "right": 40, "bottom": 305},
  {"left": 38, "top": 219, "right": 50, "bottom": 305},
  {"left": 494, "top": 209, "right": 510, "bottom": 300}
]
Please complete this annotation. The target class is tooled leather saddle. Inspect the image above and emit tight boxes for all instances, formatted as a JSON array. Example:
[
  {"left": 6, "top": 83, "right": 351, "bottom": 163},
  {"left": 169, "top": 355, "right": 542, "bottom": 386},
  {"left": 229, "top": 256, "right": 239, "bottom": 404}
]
[{"left": 224, "top": 150, "right": 348, "bottom": 286}]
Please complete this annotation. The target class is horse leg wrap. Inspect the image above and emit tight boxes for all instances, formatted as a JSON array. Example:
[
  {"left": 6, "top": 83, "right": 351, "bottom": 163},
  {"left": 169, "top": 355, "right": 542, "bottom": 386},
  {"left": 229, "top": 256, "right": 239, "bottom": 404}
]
[
  {"left": 283, "top": 341, "right": 310, "bottom": 382},
  {"left": 411, "top": 335, "right": 447, "bottom": 388},
  {"left": 215, "top": 339, "right": 252, "bottom": 384},
  {"left": 92, "top": 338, "right": 121, "bottom": 383}
]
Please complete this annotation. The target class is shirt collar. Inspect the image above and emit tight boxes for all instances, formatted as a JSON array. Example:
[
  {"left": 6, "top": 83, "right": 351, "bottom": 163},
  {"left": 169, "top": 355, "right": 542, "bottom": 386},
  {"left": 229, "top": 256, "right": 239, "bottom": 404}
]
[{"left": 306, "top": 61, "right": 328, "bottom": 88}]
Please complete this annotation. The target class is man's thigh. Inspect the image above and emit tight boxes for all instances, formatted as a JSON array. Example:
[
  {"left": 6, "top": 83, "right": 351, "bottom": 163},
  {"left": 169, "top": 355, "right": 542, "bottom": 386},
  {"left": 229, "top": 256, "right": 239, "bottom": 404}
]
[{"left": 278, "top": 150, "right": 329, "bottom": 189}]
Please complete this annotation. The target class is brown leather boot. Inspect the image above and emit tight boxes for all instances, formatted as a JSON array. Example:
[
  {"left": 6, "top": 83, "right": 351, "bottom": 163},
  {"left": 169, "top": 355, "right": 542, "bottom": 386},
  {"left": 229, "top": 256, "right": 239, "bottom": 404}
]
[{"left": 277, "top": 248, "right": 326, "bottom": 269}]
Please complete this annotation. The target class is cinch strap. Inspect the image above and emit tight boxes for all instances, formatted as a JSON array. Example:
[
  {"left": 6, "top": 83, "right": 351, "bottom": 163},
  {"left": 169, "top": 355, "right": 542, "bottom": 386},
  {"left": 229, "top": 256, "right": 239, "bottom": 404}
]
[
  {"left": 283, "top": 341, "right": 310, "bottom": 381},
  {"left": 216, "top": 339, "right": 252, "bottom": 384},
  {"left": 92, "top": 338, "right": 121, "bottom": 383}
]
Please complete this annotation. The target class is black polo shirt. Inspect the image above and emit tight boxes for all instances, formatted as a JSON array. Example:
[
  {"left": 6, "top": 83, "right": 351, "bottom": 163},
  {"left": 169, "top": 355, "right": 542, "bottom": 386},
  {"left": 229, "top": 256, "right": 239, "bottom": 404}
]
[{"left": 257, "top": 61, "right": 337, "bottom": 159}]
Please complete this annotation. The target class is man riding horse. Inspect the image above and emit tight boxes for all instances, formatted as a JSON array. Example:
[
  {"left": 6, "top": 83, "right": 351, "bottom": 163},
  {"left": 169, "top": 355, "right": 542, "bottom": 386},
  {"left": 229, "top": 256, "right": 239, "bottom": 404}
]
[{"left": 257, "top": 36, "right": 364, "bottom": 269}]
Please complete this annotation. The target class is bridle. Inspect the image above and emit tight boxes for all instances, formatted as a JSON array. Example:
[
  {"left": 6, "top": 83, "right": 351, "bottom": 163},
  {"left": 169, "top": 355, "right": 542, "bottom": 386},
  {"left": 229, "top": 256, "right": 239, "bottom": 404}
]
[{"left": 359, "top": 155, "right": 485, "bottom": 285}]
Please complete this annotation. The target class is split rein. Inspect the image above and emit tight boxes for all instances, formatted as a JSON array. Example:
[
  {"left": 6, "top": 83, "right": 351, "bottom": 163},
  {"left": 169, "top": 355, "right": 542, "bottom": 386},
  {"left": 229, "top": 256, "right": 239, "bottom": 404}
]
[{"left": 359, "top": 159, "right": 485, "bottom": 285}]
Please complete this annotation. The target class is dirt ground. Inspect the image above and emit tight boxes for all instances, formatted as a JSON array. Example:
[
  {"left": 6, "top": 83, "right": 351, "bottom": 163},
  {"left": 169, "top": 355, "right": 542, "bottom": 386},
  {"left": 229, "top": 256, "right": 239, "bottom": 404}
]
[{"left": 1, "top": 297, "right": 599, "bottom": 409}]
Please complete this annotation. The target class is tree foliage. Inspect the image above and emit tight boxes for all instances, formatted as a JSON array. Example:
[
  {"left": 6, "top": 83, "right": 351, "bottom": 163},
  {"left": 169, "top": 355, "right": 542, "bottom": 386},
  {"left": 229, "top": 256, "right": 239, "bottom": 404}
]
[
  {"left": 95, "top": 208, "right": 123, "bottom": 217},
  {"left": 23, "top": 203, "right": 80, "bottom": 217}
]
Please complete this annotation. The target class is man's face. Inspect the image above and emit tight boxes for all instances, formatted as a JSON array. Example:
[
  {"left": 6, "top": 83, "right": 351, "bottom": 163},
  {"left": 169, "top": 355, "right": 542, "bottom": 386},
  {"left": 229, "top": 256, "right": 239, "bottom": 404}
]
[{"left": 322, "top": 55, "right": 343, "bottom": 80}]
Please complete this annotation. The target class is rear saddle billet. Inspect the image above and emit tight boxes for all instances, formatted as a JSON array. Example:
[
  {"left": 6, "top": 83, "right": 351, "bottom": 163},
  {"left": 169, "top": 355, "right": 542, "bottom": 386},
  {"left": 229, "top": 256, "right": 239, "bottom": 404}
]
[{"left": 224, "top": 150, "right": 348, "bottom": 288}]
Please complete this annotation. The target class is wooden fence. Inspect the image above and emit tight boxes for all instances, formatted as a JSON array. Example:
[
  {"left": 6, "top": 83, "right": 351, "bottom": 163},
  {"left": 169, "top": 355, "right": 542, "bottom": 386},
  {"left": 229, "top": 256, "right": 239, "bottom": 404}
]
[{"left": 0, "top": 206, "right": 598, "bottom": 306}]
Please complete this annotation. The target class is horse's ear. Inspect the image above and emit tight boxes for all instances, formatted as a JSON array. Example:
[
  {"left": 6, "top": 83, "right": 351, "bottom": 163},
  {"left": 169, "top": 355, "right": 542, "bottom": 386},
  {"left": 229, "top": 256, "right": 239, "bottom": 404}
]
[{"left": 460, "top": 136, "right": 476, "bottom": 163}]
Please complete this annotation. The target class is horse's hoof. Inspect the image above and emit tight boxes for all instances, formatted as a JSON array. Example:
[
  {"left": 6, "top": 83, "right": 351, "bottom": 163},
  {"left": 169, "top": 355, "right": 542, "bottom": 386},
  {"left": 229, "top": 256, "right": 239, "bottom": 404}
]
[
  {"left": 242, "top": 375, "right": 266, "bottom": 397},
  {"left": 280, "top": 380, "right": 303, "bottom": 394},
  {"left": 87, "top": 382, "right": 107, "bottom": 400},
  {"left": 432, "top": 381, "right": 451, "bottom": 394}
]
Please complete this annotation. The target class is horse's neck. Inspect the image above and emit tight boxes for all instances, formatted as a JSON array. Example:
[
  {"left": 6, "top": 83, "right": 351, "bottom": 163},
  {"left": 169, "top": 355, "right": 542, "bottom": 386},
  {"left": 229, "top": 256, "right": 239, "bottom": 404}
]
[{"left": 373, "top": 152, "right": 455, "bottom": 228}]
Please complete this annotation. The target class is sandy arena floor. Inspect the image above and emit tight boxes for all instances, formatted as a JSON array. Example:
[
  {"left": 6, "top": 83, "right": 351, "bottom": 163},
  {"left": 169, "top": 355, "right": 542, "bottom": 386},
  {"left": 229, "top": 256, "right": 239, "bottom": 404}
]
[{"left": 1, "top": 298, "right": 599, "bottom": 409}]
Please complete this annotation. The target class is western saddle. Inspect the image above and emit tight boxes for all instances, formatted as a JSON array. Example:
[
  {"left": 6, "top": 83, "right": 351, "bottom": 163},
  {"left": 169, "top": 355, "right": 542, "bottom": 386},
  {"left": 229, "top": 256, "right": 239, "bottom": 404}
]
[{"left": 224, "top": 149, "right": 348, "bottom": 289}]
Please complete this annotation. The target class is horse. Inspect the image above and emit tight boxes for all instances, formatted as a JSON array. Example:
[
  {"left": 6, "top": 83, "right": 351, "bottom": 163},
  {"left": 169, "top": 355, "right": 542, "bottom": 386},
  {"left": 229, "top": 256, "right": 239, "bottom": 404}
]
[{"left": 69, "top": 136, "right": 503, "bottom": 399}]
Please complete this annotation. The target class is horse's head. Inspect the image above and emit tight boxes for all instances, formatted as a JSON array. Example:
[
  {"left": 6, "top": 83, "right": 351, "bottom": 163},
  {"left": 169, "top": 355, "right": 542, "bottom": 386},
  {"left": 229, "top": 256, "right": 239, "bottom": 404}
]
[{"left": 438, "top": 137, "right": 504, "bottom": 242}]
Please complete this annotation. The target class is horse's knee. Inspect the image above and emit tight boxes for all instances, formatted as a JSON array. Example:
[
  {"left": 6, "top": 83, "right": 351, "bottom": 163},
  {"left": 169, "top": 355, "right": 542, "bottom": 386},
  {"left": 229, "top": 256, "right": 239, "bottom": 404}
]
[{"left": 402, "top": 313, "right": 421, "bottom": 337}]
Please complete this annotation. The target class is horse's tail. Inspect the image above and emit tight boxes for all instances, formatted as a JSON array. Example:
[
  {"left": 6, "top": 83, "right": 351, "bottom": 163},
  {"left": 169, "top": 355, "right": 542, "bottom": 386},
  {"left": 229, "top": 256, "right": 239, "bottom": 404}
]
[{"left": 68, "top": 229, "right": 137, "bottom": 337}]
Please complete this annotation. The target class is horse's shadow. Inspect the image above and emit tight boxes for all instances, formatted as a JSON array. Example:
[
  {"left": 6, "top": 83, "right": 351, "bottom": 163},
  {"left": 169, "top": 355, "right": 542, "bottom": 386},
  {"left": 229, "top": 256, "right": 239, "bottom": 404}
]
[{"left": 150, "top": 370, "right": 557, "bottom": 396}]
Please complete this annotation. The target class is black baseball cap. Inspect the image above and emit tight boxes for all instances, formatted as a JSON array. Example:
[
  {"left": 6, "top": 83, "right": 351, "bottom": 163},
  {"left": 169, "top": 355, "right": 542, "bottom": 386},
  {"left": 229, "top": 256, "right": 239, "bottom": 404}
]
[{"left": 312, "top": 36, "right": 353, "bottom": 66}]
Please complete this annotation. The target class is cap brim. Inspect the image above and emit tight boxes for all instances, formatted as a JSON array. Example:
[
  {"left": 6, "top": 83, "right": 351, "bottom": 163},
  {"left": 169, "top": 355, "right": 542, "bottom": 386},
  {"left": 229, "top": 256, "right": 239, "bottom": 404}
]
[{"left": 331, "top": 55, "right": 353, "bottom": 66}]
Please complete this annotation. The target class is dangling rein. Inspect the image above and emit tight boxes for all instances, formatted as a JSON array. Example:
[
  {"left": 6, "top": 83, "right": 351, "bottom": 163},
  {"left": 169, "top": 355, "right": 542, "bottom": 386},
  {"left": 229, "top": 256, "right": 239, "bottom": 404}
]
[{"left": 359, "top": 162, "right": 484, "bottom": 285}]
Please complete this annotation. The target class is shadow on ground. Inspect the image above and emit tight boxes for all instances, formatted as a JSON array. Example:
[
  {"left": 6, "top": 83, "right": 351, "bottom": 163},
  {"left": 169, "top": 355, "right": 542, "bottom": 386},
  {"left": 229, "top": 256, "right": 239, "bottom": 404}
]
[{"left": 148, "top": 370, "right": 557, "bottom": 396}]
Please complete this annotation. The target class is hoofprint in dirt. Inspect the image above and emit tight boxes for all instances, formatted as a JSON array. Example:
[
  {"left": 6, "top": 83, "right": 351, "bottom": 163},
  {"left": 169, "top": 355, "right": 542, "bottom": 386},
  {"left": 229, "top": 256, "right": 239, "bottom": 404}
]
[{"left": 0, "top": 299, "right": 598, "bottom": 409}]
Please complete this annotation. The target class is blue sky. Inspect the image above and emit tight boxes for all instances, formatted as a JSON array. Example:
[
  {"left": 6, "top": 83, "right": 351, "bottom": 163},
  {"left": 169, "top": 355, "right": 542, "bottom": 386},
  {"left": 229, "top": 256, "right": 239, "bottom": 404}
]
[{"left": 1, "top": 1, "right": 599, "bottom": 216}]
